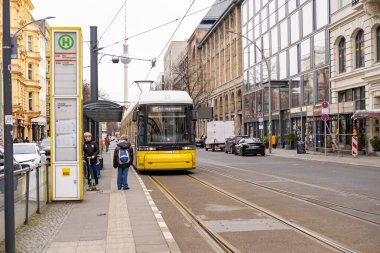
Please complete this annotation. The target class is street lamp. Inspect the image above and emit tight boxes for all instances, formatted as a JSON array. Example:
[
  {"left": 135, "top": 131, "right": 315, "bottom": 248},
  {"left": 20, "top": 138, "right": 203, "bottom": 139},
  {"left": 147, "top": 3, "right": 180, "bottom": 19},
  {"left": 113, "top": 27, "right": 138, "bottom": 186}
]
[
  {"left": 11, "top": 16, "right": 56, "bottom": 59},
  {"left": 2, "top": 9, "right": 55, "bottom": 252},
  {"left": 227, "top": 30, "right": 273, "bottom": 153}
]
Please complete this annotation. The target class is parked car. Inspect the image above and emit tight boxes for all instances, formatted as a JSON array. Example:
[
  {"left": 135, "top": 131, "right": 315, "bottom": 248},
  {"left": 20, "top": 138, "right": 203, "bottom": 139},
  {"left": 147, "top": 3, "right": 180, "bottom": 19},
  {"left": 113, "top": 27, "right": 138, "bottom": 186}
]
[
  {"left": 235, "top": 138, "right": 265, "bottom": 156},
  {"left": 225, "top": 135, "right": 249, "bottom": 154},
  {"left": 195, "top": 138, "right": 205, "bottom": 148},
  {"left": 13, "top": 143, "right": 46, "bottom": 169},
  {"left": 0, "top": 147, "right": 23, "bottom": 174},
  {"left": 40, "top": 138, "right": 51, "bottom": 163}
]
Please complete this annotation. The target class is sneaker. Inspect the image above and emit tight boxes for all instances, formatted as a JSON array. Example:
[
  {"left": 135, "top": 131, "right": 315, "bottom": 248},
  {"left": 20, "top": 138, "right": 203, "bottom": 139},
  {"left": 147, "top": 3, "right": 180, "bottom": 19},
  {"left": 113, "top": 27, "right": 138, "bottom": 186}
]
[
  {"left": 123, "top": 187, "right": 130, "bottom": 190},
  {"left": 118, "top": 188, "right": 121, "bottom": 190}
]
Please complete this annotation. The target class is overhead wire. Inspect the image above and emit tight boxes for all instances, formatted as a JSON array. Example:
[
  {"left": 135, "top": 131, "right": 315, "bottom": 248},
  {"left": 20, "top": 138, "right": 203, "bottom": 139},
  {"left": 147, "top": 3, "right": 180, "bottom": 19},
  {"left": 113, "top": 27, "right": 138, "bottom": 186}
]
[
  {"left": 98, "top": 0, "right": 128, "bottom": 42},
  {"left": 145, "top": 0, "right": 197, "bottom": 79},
  {"left": 100, "top": 0, "right": 230, "bottom": 50}
]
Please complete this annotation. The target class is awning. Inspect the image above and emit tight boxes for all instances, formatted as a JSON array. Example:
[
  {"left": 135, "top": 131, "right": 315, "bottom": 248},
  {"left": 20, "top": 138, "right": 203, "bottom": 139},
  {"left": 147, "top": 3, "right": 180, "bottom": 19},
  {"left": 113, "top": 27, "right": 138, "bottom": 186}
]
[
  {"left": 31, "top": 117, "right": 47, "bottom": 124},
  {"left": 83, "top": 100, "right": 125, "bottom": 122},
  {"left": 351, "top": 109, "right": 380, "bottom": 119}
]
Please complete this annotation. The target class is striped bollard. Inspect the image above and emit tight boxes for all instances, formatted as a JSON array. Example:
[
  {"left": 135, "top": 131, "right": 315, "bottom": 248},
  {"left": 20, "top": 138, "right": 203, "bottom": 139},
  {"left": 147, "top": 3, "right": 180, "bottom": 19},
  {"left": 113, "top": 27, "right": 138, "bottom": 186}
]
[{"left": 352, "top": 136, "right": 358, "bottom": 157}]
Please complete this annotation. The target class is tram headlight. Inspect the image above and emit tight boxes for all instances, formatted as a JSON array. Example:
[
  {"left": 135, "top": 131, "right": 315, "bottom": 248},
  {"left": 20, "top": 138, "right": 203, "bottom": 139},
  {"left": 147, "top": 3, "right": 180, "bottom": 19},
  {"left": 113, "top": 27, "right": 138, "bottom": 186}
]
[
  {"left": 138, "top": 146, "right": 157, "bottom": 151},
  {"left": 182, "top": 146, "right": 196, "bottom": 150}
]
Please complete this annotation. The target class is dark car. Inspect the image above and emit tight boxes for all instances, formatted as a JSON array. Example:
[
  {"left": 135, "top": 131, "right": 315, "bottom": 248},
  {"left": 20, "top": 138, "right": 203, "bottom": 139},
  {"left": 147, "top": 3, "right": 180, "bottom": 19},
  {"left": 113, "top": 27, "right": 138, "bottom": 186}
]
[
  {"left": 40, "top": 138, "right": 50, "bottom": 163},
  {"left": 235, "top": 138, "right": 265, "bottom": 156},
  {"left": 195, "top": 138, "right": 205, "bottom": 148},
  {"left": 225, "top": 135, "right": 249, "bottom": 154}
]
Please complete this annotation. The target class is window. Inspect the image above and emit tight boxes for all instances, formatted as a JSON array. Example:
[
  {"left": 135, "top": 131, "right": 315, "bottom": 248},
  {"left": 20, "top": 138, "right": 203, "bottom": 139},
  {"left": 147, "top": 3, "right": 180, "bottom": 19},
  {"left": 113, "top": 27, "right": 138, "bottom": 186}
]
[
  {"left": 377, "top": 26, "right": 380, "bottom": 62},
  {"left": 244, "top": 47, "right": 249, "bottom": 70},
  {"left": 303, "top": 73, "right": 313, "bottom": 105},
  {"left": 270, "top": 56, "right": 278, "bottom": 80},
  {"left": 254, "top": 14, "right": 261, "bottom": 39},
  {"left": 254, "top": 0, "right": 261, "bottom": 14},
  {"left": 354, "top": 86, "right": 365, "bottom": 110},
  {"left": 255, "top": 40, "right": 262, "bottom": 63},
  {"left": 27, "top": 35, "right": 32, "bottom": 51},
  {"left": 288, "top": 0, "right": 297, "bottom": 13},
  {"left": 249, "top": 44, "right": 255, "bottom": 66},
  {"left": 291, "top": 77, "right": 301, "bottom": 107},
  {"left": 290, "top": 11, "right": 300, "bottom": 44},
  {"left": 278, "top": 0, "right": 286, "bottom": 21},
  {"left": 300, "top": 39, "right": 311, "bottom": 72},
  {"left": 315, "top": 0, "right": 329, "bottom": 29},
  {"left": 317, "top": 68, "right": 329, "bottom": 103},
  {"left": 261, "top": 6, "right": 268, "bottom": 34},
  {"left": 271, "top": 26, "right": 279, "bottom": 54},
  {"left": 263, "top": 32, "right": 270, "bottom": 58},
  {"left": 338, "top": 38, "right": 346, "bottom": 73},
  {"left": 280, "top": 20, "right": 288, "bottom": 49},
  {"left": 279, "top": 50, "right": 287, "bottom": 79},
  {"left": 28, "top": 63, "right": 33, "bottom": 80},
  {"left": 355, "top": 30, "right": 365, "bottom": 68},
  {"left": 314, "top": 30, "right": 326, "bottom": 66},
  {"left": 255, "top": 64, "right": 261, "bottom": 85},
  {"left": 248, "top": 0, "right": 254, "bottom": 20},
  {"left": 28, "top": 92, "right": 33, "bottom": 111},
  {"left": 269, "top": 1, "right": 276, "bottom": 27},
  {"left": 289, "top": 44, "right": 299, "bottom": 76},
  {"left": 302, "top": 1, "right": 313, "bottom": 37}
]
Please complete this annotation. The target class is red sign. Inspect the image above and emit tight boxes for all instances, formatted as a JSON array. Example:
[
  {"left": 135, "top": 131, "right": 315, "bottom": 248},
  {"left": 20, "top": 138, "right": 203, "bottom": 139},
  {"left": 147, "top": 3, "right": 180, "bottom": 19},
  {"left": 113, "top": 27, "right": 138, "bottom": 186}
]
[
  {"left": 322, "top": 101, "right": 329, "bottom": 109},
  {"left": 321, "top": 114, "right": 329, "bottom": 121}
]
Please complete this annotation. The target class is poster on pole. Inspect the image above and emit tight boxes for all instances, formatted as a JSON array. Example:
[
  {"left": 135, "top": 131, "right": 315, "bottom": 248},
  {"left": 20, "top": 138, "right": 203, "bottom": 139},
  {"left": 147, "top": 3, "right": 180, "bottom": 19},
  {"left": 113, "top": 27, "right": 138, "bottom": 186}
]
[{"left": 50, "top": 27, "right": 83, "bottom": 201}]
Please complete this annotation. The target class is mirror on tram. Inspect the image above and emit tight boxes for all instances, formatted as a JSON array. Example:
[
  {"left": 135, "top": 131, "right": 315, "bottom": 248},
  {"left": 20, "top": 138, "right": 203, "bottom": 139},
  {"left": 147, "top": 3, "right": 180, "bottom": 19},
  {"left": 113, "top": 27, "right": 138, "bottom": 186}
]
[
  {"left": 191, "top": 110, "right": 197, "bottom": 121},
  {"left": 133, "top": 111, "right": 138, "bottom": 122}
]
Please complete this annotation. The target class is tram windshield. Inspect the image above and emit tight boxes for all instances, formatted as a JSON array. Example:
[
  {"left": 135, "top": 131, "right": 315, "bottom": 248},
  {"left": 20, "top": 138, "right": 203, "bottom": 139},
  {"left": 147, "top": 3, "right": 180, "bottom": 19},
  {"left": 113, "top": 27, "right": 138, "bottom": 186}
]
[{"left": 146, "top": 105, "right": 192, "bottom": 145}]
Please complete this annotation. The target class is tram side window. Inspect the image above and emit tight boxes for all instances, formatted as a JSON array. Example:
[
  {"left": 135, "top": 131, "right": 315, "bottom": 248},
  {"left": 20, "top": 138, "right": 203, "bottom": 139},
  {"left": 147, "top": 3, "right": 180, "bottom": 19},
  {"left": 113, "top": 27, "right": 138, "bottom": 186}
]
[{"left": 138, "top": 116, "right": 145, "bottom": 145}]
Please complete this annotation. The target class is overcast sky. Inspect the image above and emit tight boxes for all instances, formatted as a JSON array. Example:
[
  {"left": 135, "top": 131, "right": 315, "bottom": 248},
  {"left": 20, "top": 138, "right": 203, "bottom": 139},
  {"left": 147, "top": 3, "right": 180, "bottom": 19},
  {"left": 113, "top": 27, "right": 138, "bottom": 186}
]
[{"left": 31, "top": 0, "right": 215, "bottom": 104}]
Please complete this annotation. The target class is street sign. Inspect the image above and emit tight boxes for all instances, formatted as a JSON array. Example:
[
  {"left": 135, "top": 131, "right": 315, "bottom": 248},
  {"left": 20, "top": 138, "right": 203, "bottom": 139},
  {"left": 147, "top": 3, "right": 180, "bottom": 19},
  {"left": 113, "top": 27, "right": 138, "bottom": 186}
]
[
  {"left": 259, "top": 118, "right": 264, "bottom": 122},
  {"left": 322, "top": 108, "right": 329, "bottom": 114},
  {"left": 51, "top": 27, "right": 83, "bottom": 201},
  {"left": 258, "top": 112, "right": 263, "bottom": 118},
  {"left": 321, "top": 114, "right": 329, "bottom": 121},
  {"left": 322, "top": 101, "right": 329, "bottom": 109},
  {"left": 259, "top": 122, "right": 264, "bottom": 129}
]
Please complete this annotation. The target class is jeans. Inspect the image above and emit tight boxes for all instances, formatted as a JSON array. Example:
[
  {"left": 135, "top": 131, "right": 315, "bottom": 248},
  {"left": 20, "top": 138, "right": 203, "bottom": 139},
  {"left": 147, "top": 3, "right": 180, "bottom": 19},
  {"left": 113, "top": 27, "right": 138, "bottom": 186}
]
[
  {"left": 106, "top": 145, "right": 109, "bottom": 152},
  {"left": 87, "top": 162, "right": 99, "bottom": 185},
  {"left": 117, "top": 167, "right": 129, "bottom": 189}
]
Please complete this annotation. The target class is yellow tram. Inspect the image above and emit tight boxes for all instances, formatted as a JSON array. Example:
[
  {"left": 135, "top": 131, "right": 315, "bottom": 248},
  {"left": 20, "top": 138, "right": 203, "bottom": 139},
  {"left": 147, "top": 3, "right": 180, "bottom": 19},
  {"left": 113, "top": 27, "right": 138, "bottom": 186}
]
[{"left": 121, "top": 90, "right": 197, "bottom": 171}]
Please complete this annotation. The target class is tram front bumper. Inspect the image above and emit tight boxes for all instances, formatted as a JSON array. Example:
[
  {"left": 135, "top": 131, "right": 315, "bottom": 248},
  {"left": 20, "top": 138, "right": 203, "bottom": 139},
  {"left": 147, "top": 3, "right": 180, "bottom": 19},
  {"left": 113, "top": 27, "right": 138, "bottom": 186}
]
[{"left": 137, "top": 151, "right": 196, "bottom": 170}]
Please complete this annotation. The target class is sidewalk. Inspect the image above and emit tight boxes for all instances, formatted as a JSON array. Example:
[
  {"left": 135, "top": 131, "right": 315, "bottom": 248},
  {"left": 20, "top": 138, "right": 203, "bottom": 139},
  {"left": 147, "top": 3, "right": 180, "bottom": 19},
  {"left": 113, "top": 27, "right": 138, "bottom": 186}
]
[
  {"left": 45, "top": 149, "right": 180, "bottom": 253},
  {"left": 269, "top": 148, "right": 380, "bottom": 168}
]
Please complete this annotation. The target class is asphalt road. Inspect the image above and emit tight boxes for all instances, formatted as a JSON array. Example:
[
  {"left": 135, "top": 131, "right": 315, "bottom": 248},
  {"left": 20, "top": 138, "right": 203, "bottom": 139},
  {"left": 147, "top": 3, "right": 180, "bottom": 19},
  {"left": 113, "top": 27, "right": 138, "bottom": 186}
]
[{"left": 139, "top": 149, "right": 380, "bottom": 253}]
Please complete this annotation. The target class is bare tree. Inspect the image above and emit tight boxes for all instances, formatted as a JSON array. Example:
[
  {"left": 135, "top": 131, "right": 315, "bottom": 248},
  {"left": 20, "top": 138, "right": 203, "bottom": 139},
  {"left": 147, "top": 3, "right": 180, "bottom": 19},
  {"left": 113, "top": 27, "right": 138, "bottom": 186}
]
[{"left": 169, "top": 54, "right": 212, "bottom": 109}]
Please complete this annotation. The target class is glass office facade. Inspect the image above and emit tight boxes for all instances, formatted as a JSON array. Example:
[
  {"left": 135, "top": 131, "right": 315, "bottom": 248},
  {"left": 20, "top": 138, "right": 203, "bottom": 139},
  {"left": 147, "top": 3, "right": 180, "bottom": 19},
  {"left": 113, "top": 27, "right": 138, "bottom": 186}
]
[{"left": 241, "top": 0, "right": 330, "bottom": 149}]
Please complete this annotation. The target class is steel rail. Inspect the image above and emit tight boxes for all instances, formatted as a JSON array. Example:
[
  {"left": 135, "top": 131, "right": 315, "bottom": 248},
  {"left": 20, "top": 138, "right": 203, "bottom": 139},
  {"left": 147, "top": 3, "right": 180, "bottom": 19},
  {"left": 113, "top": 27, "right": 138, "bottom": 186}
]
[
  {"left": 149, "top": 175, "right": 242, "bottom": 253},
  {"left": 200, "top": 167, "right": 380, "bottom": 226},
  {"left": 186, "top": 174, "right": 358, "bottom": 253}
]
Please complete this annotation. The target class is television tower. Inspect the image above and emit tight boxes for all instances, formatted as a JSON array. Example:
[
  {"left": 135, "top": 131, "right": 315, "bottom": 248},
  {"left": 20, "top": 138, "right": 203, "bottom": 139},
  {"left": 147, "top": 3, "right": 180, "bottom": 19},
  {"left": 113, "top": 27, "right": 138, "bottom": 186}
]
[{"left": 121, "top": 5, "right": 131, "bottom": 103}]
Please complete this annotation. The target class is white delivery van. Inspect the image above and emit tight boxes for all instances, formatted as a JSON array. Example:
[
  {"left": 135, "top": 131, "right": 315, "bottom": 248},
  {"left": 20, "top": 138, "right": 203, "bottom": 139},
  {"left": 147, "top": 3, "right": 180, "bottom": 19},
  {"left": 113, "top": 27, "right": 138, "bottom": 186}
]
[{"left": 205, "top": 121, "right": 235, "bottom": 152}]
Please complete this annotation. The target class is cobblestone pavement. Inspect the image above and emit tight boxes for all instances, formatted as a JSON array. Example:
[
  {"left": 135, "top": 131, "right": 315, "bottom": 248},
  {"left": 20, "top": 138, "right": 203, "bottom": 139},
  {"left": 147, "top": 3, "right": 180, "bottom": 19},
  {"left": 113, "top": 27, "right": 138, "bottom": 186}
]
[{"left": 0, "top": 202, "right": 74, "bottom": 253}]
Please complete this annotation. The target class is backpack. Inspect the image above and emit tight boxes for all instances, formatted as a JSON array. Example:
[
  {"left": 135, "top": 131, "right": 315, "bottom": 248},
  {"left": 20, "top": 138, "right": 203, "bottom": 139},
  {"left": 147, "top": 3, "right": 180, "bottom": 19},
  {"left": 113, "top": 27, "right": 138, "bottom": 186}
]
[{"left": 118, "top": 148, "right": 130, "bottom": 164}]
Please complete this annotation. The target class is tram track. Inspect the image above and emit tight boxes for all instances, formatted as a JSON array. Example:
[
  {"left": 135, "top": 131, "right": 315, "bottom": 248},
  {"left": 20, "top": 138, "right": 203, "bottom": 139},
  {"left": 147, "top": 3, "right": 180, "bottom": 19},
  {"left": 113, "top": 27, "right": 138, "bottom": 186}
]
[
  {"left": 149, "top": 174, "right": 358, "bottom": 253},
  {"left": 199, "top": 166, "right": 380, "bottom": 226}
]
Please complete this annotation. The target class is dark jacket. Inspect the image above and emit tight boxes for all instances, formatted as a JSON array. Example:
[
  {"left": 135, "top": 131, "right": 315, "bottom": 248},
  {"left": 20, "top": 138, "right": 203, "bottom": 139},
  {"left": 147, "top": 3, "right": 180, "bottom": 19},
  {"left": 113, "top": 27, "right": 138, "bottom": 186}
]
[
  {"left": 113, "top": 141, "right": 134, "bottom": 168},
  {"left": 83, "top": 140, "right": 99, "bottom": 163}
]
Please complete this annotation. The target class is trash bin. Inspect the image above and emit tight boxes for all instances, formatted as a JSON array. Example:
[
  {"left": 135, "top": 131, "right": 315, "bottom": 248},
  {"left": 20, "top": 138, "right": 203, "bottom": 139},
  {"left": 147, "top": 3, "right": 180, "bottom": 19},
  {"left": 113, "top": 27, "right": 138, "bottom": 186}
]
[
  {"left": 297, "top": 141, "right": 306, "bottom": 154},
  {"left": 97, "top": 155, "right": 103, "bottom": 170}
]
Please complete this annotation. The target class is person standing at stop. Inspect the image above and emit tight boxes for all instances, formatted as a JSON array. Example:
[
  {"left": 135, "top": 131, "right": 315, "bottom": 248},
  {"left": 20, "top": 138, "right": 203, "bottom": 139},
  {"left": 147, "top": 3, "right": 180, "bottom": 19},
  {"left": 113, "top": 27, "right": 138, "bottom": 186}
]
[
  {"left": 105, "top": 135, "right": 111, "bottom": 152},
  {"left": 83, "top": 132, "right": 99, "bottom": 185}
]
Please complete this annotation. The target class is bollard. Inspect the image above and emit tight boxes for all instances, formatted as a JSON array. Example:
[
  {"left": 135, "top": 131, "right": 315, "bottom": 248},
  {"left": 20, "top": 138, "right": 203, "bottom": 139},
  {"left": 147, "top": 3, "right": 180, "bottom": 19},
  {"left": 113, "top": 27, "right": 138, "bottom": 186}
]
[
  {"left": 36, "top": 166, "right": 40, "bottom": 214},
  {"left": 46, "top": 164, "right": 50, "bottom": 204},
  {"left": 352, "top": 136, "right": 358, "bottom": 158},
  {"left": 24, "top": 171, "right": 30, "bottom": 225}
]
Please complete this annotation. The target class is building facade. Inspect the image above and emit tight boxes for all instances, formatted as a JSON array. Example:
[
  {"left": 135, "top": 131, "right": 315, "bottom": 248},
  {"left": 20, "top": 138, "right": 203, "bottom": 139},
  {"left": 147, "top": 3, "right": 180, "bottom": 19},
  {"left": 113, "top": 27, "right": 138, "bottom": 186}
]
[
  {"left": 241, "top": 0, "right": 330, "bottom": 150},
  {"left": 163, "top": 41, "right": 187, "bottom": 90},
  {"left": 330, "top": 0, "right": 380, "bottom": 153},
  {"left": 0, "top": 0, "right": 49, "bottom": 142}
]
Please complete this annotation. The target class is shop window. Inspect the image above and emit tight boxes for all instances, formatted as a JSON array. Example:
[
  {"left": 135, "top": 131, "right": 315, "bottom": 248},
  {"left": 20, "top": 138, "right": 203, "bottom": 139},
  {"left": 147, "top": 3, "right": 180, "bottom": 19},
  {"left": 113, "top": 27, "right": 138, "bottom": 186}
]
[
  {"left": 355, "top": 29, "right": 365, "bottom": 68},
  {"left": 338, "top": 38, "right": 346, "bottom": 73}
]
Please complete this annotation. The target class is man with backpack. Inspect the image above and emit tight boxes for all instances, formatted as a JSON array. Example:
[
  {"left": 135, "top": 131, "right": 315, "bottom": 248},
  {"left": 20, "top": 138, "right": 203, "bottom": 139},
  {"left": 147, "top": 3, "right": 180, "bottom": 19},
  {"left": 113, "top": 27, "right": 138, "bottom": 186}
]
[{"left": 113, "top": 135, "right": 133, "bottom": 190}]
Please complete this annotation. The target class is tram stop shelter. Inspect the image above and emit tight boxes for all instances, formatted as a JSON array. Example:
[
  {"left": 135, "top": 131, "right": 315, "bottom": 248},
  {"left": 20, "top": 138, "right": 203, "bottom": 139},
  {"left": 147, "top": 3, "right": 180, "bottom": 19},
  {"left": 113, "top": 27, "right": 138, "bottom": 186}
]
[{"left": 83, "top": 100, "right": 125, "bottom": 138}]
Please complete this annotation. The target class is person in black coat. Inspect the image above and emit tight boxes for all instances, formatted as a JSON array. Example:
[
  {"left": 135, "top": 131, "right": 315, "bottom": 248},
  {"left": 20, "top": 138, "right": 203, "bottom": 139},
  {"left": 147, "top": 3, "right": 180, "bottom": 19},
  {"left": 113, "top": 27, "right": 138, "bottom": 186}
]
[
  {"left": 113, "top": 135, "right": 133, "bottom": 190},
  {"left": 83, "top": 132, "right": 99, "bottom": 185}
]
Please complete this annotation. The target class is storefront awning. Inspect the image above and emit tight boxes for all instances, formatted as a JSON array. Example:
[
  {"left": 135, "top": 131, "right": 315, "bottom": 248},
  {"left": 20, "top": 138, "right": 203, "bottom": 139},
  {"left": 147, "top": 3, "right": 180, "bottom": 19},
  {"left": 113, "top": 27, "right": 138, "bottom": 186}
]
[
  {"left": 83, "top": 100, "right": 125, "bottom": 122},
  {"left": 351, "top": 109, "right": 380, "bottom": 119},
  {"left": 31, "top": 117, "right": 47, "bottom": 124}
]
